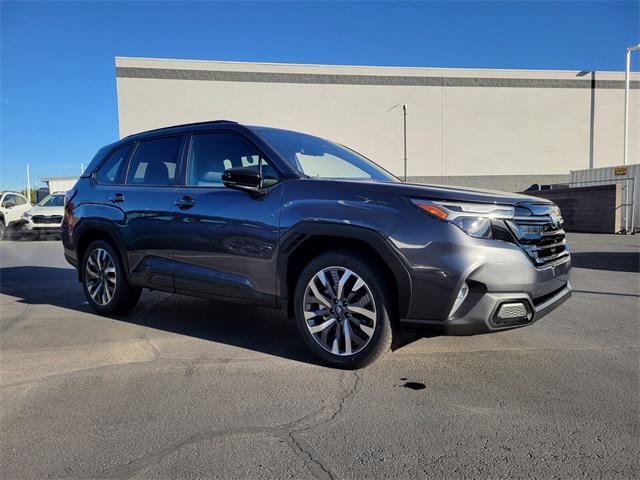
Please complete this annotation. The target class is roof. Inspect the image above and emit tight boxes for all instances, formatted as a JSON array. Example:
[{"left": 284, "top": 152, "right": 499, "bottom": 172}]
[{"left": 122, "top": 120, "right": 239, "bottom": 141}]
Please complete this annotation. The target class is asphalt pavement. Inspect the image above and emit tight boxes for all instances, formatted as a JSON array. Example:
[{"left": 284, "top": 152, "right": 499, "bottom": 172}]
[{"left": 1, "top": 233, "right": 638, "bottom": 479}]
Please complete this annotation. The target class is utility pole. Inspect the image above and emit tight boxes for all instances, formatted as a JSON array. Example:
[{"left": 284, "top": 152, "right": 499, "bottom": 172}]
[
  {"left": 26, "top": 164, "right": 31, "bottom": 203},
  {"left": 403, "top": 104, "right": 407, "bottom": 182},
  {"left": 623, "top": 44, "right": 640, "bottom": 166},
  {"left": 81, "top": 162, "right": 85, "bottom": 174}
]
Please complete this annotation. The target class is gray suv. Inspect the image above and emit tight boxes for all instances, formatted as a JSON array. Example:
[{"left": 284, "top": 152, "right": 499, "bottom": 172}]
[{"left": 62, "top": 121, "right": 572, "bottom": 368}]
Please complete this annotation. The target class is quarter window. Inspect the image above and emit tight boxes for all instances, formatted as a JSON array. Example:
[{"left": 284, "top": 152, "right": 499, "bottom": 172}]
[
  {"left": 126, "top": 136, "right": 182, "bottom": 186},
  {"left": 96, "top": 145, "right": 132, "bottom": 184},
  {"left": 187, "top": 132, "right": 279, "bottom": 188}
]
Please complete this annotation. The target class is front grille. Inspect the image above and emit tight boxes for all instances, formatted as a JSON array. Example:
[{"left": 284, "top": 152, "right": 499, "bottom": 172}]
[
  {"left": 506, "top": 203, "right": 570, "bottom": 267},
  {"left": 32, "top": 215, "right": 63, "bottom": 224}
]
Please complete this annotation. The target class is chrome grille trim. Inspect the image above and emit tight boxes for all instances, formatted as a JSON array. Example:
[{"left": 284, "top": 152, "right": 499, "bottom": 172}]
[
  {"left": 529, "top": 240, "right": 566, "bottom": 251},
  {"left": 509, "top": 202, "right": 570, "bottom": 267},
  {"left": 535, "top": 250, "right": 569, "bottom": 264}
]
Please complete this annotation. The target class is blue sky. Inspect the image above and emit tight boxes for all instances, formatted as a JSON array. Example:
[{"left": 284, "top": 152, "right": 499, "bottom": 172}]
[{"left": 1, "top": 1, "right": 638, "bottom": 191}]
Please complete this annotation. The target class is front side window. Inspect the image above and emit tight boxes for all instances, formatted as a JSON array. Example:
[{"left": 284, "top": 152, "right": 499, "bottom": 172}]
[
  {"left": 126, "top": 136, "right": 181, "bottom": 186},
  {"left": 38, "top": 194, "right": 65, "bottom": 207},
  {"left": 96, "top": 144, "right": 132, "bottom": 184},
  {"left": 254, "top": 127, "right": 399, "bottom": 182},
  {"left": 187, "top": 132, "right": 279, "bottom": 188}
]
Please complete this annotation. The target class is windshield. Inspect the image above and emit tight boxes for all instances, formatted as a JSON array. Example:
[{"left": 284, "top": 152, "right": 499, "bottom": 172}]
[
  {"left": 254, "top": 127, "right": 399, "bottom": 183},
  {"left": 38, "top": 194, "right": 65, "bottom": 207}
]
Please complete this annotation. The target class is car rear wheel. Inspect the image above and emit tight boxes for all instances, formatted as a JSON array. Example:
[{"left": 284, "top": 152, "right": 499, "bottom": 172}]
[
  {"left": 82, "top": 240, "right": 141, "bottom": 315},
  {"left": 0, "top": 221, "right": 5, "bottom": 241},
  {"left": 294, "top": 250, "right": 394, "bottom": 369}
]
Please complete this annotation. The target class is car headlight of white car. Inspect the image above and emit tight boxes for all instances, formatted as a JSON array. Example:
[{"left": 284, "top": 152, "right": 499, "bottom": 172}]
[{"left": 22, "top": 212, "right": 32, "bottom": 221}]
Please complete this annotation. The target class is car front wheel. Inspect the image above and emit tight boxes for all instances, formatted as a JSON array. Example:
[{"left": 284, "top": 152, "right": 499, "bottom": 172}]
[{"left": 294, "top": 250, "right": 394, "bottom": 369}]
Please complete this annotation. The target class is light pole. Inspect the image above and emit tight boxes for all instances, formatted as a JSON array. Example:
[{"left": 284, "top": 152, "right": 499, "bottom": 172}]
[
  {"left": 26, "top": 164, "right": 31, "bottom": 203},
  {"left": 402, "top": 104, "right": 407, "bottom": 182},
  {"left": 386, "top": 103, "right": 408, "bottom": 182},
  {"left": 623, "top": 44, "right": 640, "bottom": 166}
]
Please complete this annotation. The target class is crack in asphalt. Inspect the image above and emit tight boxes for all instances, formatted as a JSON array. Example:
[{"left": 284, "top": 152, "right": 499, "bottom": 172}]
[
  {"left": 0, "top": 304, "right": 31, "bottom": 334},
  {"left": 93, "top": 370, "right": 361, "bottom": 480},
  {"left": 284, "top": 432, "right": 335, "bottom": 480},
  {"left": 283, "top": 370, "right": 361, "bottom": 480}
]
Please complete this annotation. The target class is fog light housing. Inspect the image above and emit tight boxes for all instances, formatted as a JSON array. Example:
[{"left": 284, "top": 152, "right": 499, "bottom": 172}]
[
  {"left": 449, "top": 282, "right": 469, "bottom": 318},
  {"left": 494, "top": 301, "right": 532, "bottom": 326}
]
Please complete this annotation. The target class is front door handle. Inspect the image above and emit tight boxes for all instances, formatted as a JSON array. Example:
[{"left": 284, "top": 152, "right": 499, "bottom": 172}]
[
  {"left": 175, "top": 196, "right": 196, "bottom": 210},
  {"left": 108, "top": 193, "right": 124, "bottom": 204}
]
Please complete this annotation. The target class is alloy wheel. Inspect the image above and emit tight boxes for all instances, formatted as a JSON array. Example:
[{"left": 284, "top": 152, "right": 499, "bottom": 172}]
[
  {"left": 85, "top": 248, "right": 117, "bottom": 306},
  {"left": 303, "top": 266, "right": 377, "bottom": 356}
]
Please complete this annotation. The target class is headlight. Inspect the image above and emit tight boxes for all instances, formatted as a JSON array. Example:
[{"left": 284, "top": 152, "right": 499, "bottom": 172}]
[
  {"left": 22, "top": 212, "right": 32, "bottom": 220},
  {"left": 411, "top": 199, "right": 514, "bottom": 239},
  {"left": 451, "top": 216, "right": 493, "bottom": 238}
]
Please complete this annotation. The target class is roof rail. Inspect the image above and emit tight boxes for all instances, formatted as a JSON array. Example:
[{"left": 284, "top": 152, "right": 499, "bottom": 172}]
[{"left": 124, "top": 120, "right": 239, "bottom": 138}]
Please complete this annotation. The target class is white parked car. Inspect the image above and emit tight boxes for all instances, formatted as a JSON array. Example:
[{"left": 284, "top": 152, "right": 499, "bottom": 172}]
[
  {"left": 21, "top": 192, "right": 66, "bottom": 238},
  {"left": 0, "top": 191, "right": 32, "bottom": 240}
]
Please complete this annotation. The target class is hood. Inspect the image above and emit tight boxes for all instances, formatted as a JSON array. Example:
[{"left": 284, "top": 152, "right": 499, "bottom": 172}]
[
  {"left": 340, "top": 180, "right": 552, "bottom": 206},
  {"left": 27, "top": 205, "right": 65, "bottom": 216}
]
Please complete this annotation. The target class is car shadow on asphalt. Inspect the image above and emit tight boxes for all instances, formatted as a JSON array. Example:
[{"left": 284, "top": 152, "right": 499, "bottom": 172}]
[
  {"left": 570, "top": 251, "right": 639, "bottom": 273},
  {"left": 0, "top": 266, "right": 425, "bottom": 366},
  {"left": 1, "top": 230, "right": 61, "bottom": 241}
]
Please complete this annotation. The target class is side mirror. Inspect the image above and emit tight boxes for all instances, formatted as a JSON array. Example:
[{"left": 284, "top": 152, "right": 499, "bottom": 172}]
[{"left": 222, "top": 167, "right": 265, "bottom": 195}]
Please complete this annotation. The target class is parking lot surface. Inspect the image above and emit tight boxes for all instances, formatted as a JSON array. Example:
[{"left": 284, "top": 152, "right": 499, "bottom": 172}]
[{"left": 1, "top": 233, "right": 638, "bottom": 479}]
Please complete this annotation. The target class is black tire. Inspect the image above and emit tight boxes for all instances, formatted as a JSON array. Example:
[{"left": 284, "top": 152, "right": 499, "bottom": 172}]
[
  {"left": 294, "top": 250, "right": 394, "bottom": 369},
  {"left": 81, "top": 240, "right": 141, "bottom": 315},
  {"left": 0, "top": 221, "right": 5, "bottom": 241}
]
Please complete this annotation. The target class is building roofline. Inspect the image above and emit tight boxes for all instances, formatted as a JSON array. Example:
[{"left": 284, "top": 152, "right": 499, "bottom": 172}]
[
  {"left": 40, "top": 176, "right": 79, "bottom": 182},
  {"left": 114, "top": 55, "right": 637, "bottom": 76}
]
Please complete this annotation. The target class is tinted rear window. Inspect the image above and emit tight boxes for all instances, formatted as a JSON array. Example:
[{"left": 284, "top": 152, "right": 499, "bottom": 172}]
[{"left": 126, "top": 137, "right": 181, "bottom": 186}]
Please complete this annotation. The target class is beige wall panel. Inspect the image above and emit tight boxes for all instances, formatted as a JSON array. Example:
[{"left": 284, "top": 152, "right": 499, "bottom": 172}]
[
  {"left": 117, "top": 79, "right": 443, "bottom": 177},
  {"left": 591, "top": 88, "right": 639, "bottom": 167},
  {"left": 441, "top": 86, "right": 591, "bottom": 176}
]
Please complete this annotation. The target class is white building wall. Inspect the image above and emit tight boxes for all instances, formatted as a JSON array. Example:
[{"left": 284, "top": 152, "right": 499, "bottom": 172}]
[
  {"left": 115, "top": 57, "right": 640, "bottom": 189},
  {"left": 46, "top": 178, "right": 78, "bottom": 193}
]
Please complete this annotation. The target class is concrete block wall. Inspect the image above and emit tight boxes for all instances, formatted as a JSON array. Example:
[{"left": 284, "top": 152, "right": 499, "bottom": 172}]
[{"left": 527, "top": 184, "right": 622, "bottom": 233}]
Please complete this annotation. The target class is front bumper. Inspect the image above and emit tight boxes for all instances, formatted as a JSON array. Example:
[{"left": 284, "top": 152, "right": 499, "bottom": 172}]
[
  {"left": 402, "top": 281, "right": 572, "bottom": 335},
  {"left": 392, "top": 216, "right": 572, "bottom": 335}
]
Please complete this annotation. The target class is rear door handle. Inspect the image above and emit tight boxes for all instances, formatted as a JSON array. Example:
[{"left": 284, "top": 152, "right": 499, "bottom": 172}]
[
  {"left": 175, "top": 196, "right": 196, "bottom": 210},
  {"left": 108, "top": 193, "right": 124, "bottom": 204}
]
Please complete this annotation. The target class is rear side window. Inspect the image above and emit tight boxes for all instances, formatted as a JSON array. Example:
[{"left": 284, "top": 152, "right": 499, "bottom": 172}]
[
  {"left": 2, "top": 194, "right": 16, "bottom": 207},
  {"left": 95, "top": 145, "right": 132, "bottom": 184},
  {"left": 126, "top": 136, "right": 182, "bottom": 186},
  {"left": 14, "top": 195, "right": 27, "bottom": 205}
]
